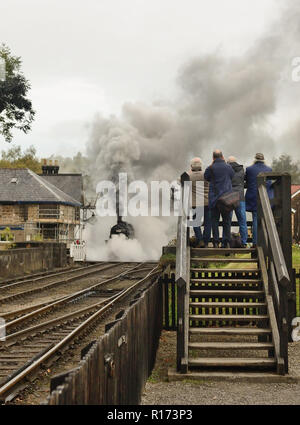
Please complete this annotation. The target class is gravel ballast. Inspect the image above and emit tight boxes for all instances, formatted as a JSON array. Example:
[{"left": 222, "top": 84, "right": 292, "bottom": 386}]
[{"left": 141, "top": 331, "right": 300, "bottom": 405}]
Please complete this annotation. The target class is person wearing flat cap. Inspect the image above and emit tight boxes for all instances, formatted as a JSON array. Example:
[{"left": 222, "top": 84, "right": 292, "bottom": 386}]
[{"left": 245, "top": 153, "right": 273, "bottom": 247}]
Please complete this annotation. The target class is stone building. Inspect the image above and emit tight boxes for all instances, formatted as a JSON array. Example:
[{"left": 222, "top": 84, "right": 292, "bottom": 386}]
[{"left": 0, "top": 168, "right": 81, "bottom": 246}]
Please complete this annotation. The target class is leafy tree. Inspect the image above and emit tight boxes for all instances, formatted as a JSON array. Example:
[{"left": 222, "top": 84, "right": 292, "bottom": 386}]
[
  {"left": 0, "top": 145, "right": 41, "bottom": 173},
  {"left": 271, "top": 154, "right": 300, "bottom": 184},
  {"left": 0, "top": 44, "right": 35, "bottom": 142}
]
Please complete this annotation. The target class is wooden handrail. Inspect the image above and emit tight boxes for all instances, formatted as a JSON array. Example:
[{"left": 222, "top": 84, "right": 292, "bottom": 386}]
[
  {"left": 257, "top": 247, "right": 285, "bottom": 375},
  {"left": 176, "top": 172, "right": 191, "bottom": 373},
  {"left": 257, "top": 174, "right": 291, "bottom": 374},
  {"left": 258, "top": 184, "right": 290, "bottom": 287}
]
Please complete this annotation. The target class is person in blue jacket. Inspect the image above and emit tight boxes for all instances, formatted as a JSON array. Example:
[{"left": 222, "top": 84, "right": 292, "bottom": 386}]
[
  {"left": 204, "top": 150, "right": 234, "bottom": 248},
  {"left": 245, "top": 153, "right": 273, "bottom": 247}
]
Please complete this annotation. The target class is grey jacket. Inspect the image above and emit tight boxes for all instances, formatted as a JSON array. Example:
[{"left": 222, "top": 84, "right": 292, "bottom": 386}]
[
  {"left": 187, "top": 169, "right": 209, "bottom": 207},
  {"left": 229, "top": 162, "right": 245, "bottom": 201}
]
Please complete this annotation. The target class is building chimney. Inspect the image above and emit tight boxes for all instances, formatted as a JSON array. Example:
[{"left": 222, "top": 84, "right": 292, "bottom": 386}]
[{"left": 41, "top": 158, "right": 60, "bottom": 175}]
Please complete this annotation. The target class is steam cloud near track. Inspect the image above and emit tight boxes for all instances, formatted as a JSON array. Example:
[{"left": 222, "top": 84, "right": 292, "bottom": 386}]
[{"left": 83, "top": 0, "right": 300, "bottom": 261}]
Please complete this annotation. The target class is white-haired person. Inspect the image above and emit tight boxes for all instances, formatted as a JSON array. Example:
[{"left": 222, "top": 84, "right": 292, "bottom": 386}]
[{"left": 187, "top": 157, "right": 211, "bottom": 248}]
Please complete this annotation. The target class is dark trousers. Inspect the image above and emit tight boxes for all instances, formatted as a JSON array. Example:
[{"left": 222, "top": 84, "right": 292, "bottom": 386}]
[
  {"left": 211, "top": 206, "right": 231, "bottom": 246},
  {"left": 193, "top": 206, "right": 212, "bottom": 244}
]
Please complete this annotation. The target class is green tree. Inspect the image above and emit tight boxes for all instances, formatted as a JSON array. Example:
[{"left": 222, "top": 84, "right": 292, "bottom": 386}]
[
  {"left": 271, "top": 154, "right": 300, "bottom": 184},
  {"left": 0, "top": 145, "right": 41, "bottom": 173},
  {"left": 0, "top": 44, "right": 35, "bottom": 142}
]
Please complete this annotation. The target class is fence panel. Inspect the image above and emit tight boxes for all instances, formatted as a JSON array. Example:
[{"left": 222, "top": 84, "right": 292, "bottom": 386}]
[{"left": 46, "top": 276, "right": 162, "bottom": 405}]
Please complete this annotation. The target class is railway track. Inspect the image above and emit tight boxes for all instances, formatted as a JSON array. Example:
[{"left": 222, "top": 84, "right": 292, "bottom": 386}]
[
  {"left": 0, "top": 262, "right": 124, "bottom": 305},
  {"left": 0, "top": 262, "right": 159, "bottom": 402},
  {"left": 1, "top": 263, "right": 155, "bottom": 334},
  {"left": 0, "top": 262, "right": 105, "bottom": 287}
]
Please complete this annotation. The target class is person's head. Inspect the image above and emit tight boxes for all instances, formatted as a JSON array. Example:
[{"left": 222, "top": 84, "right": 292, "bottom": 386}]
[
  {"left": 190, "top": 157, "right": 202, "bottom": 171},
  {"left": 254, "top": 153, "right": 265, "bottom": 163},
  {"left": 227, "top": 156, "right": 237, "bottom": 164},
  {"left": 213, "top": 150, "right": 223, "bottom": 160}
]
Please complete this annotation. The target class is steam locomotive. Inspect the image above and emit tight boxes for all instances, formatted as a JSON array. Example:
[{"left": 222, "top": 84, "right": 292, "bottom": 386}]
[
  {"left": 109, "top": 217, "right": 135, "bottom": 239},
  {"left": 109, "top": 191, "right": 135, "bottom": 239}
]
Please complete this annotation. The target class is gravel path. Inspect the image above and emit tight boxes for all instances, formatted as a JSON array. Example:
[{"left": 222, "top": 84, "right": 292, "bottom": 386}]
[{"left": 141, "top": 331, "right": 300, "bottom": 405}]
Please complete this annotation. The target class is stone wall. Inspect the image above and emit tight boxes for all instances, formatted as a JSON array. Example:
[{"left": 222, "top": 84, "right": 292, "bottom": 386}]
[{"left": 0, "top": 242, "right": 67, "bottom": 279}]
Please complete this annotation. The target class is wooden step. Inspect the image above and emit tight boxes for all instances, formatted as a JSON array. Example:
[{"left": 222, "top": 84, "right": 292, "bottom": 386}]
[
  {"left": 190, "top": 278, "right": 261, "bottom": 284},
  {"left": 189, "top": 314, "right": 268, "bottom": 321},
  {"left": 191, "top": 248, "right": 256, "bottom": 255},
  {"left": 190, "top": 268, "right": 259, "bottom": 273},
  {"left": 191, "top": 258, "right": 257, "bottom": 263},
  {"left": 189, "top": 327, "right": 272, "bottom": 336},
  {"left": 190, "top": 290, "right": 265, "bottom": 297},
  {"left": 188, "top": 357, "right": 276, "bottom": 368},
  {"left": 189, "top": 302, "right": 266, "bottom": 308},
  {"left": 188, "top": 342, "right": 274, "bottom": 350}
]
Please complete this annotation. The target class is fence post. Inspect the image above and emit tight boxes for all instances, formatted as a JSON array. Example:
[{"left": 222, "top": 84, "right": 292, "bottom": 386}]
[
  {"left": 274, "top": 174, "right": 295, "bottom": 340},
  {"left": 176, "top": 172, "right": 190, "bottom": 373}
]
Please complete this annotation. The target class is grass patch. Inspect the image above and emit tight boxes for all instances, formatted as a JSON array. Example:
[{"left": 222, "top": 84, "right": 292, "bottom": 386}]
[
  {"left": 159, "top": 253, "right": 176, "bottom": 269},
  {"left": 147, "top": 369, "right": 161, "bottom": 383},
  {"left": 293, "top": 245, "right": 300, "bottom": 269}
]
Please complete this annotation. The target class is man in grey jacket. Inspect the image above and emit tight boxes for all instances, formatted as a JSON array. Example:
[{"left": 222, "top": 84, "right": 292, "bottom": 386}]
[{"left": 227, "top": 156, "right": 248, "bottom": 247}]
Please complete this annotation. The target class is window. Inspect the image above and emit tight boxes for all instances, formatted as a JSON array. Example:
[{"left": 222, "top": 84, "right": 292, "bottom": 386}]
[
  {"left": 38, "top": 204, "right": 60, "bottom": 219},
  {"left": 19, "top": 205, "right": 28, "bottom": 221},
  {"left": 75, "top": 207, "right": 80, "bottom": 221},
  {"left": 40, "top": 223, "right": 58, "bottom": 240}
]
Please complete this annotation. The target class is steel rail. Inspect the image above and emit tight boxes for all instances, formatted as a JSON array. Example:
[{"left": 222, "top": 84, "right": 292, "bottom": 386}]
[
  {"left": 0, "top": 262, "right": 145, "bottom": 333},
  {"left": 0, "top": 262, "right": 130, "bottom": 305},
  {"left": 5, "top": 268, "right": 160, "bottom": 341},
  {"left": 0, "top": 262, "right": 105, "bottom": 291},
  {"left": 1, "top": 266, "right": 155, "bottom": 321},
  {"left": 0, "top": 266, "right": 159, "bottom": 398}
]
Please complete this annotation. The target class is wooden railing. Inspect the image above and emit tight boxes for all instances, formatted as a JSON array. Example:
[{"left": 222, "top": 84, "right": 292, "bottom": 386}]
[
  {"left": 176, "top": 172, "right": 191, "bottom": 373},
  {"left": 257, "top": 173, "right": 293, "bottom": 374}
]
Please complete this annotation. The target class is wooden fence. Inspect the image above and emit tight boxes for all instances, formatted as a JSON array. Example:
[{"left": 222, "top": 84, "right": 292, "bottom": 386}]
[{"left": 45, "top": 276, "right": 162, "bottom": 405}]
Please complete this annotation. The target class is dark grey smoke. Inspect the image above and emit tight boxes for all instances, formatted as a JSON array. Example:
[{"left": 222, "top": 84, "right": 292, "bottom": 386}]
[
  {"left": 82, "top": 1, "right": 300, "bottom": 260},
  {"left": 86, "top": 0, "right": 300, "bottom": 189}
]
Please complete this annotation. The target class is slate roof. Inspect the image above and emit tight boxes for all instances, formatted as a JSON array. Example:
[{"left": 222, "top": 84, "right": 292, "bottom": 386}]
[
  {"left": 0, "top": 168, "right": 81, "bottom": 206},
  {"left": 39, "top": 174, "right": 84, "bottom": 205}
]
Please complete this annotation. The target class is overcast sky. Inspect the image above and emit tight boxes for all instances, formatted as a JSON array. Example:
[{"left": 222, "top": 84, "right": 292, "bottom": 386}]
[{"left": 0, "top": 0, "right": 293, "bottom": 158}]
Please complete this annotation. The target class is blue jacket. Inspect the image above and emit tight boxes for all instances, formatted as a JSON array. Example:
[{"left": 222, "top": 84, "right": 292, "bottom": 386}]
[
  {"left": 204, "top": 159, "right": 234, "bottom": 209},
  {"left": 245, "top": 162, "right": 273, "bottom": 212}
]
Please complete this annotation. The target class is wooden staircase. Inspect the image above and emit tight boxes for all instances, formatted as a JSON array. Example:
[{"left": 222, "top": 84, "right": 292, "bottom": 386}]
[
  {"left": 175, "top": 172, "right": 292, "bottom": 377},
  {"left": 186, "top": 248, "right": 278, "bottom": 373}
]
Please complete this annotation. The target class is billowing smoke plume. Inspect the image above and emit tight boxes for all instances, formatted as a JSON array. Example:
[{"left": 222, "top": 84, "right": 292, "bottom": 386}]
[{"left": 84, "top": 0, "right": 300, "bottom": 261}]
